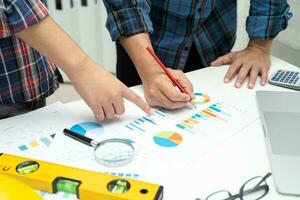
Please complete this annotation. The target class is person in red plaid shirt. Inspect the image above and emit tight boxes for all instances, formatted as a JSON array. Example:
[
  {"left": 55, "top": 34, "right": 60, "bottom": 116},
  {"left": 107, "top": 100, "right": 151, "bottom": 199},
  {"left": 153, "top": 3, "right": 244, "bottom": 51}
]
[{"left": 0, "top": 0, "right": 151, "bottom": 120}]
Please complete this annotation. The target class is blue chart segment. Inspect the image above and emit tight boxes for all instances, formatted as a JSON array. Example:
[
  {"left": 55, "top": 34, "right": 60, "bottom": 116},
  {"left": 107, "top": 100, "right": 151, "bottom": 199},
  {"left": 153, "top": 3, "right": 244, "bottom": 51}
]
[
  {"left": 154, "top": 108, "right": 167, "bottom": 117},
  {"left": 192, "top": 93, "right": 210, "bottom": 105},
  {"left": 153, "top": 131, "right": 183, "bottom": 147},
  {"left": 18, "top": 135, "right": 54, "bottom": 152},
  {"left": 125, "top": 109, "right": 167, "bottom": 133},
  {"left": 70, "top": 122, "right": 103, "bottom": 136}
]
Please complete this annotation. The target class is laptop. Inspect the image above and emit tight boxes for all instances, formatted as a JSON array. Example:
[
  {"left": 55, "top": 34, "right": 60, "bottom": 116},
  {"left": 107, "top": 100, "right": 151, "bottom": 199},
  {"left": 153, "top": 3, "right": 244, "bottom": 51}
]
[{"left": 256, "top": 90, "right": 300, "bottom": 195}]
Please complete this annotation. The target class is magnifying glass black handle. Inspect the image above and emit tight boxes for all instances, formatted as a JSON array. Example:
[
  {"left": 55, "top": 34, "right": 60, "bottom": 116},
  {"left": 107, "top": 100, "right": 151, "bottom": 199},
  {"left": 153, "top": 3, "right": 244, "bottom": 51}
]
[{"left": 63, "top": 128, "right": 93, "bottom": 146}]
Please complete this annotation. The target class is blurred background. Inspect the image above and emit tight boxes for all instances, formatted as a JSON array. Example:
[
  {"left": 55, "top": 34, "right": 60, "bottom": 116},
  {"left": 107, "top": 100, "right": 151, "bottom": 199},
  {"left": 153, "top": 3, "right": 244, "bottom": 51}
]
[{"left": 45, "top": 0, "right": 300, "bottom": 104}]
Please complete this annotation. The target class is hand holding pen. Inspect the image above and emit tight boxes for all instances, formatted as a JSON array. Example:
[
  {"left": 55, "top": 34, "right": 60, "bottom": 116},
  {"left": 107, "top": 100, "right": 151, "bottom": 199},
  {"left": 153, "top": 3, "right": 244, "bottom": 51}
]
[{"left": 146, "top": 47, "right": 196, "bottom": 109}]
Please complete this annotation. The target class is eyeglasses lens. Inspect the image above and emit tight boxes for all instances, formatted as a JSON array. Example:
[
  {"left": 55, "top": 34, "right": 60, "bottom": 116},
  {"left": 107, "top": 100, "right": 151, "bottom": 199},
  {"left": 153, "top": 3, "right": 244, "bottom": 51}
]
[{"left": 240, "top": 177, "right": 268, "bottom": 200}]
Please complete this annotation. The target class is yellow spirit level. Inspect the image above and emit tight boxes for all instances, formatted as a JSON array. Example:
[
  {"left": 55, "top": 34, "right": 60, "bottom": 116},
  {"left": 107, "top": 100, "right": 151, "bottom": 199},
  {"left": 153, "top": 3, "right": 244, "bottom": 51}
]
[
  {"left": 0, "top": 153, "right": 163, "bottom": 200},
  {"left": 0, "top": 174, "right": 43, "bottom": 200}
]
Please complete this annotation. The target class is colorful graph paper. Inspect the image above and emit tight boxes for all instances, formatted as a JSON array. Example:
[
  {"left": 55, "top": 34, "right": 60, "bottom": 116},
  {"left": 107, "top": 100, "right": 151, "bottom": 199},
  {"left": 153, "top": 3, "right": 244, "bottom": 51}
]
[
  {"left": 153, "top": 131, "right": 183, "bottom": 147},
  {"left": 125, "top": 109, "right": 167, "bottom": 133},
  {"left": 18, "top": 136, "right": 53, "bottom": 152},
  {"left": 70, "top": 122, "right": 102, "bottom": 136},
  {"left": 176, "top": 103, "right": 232, "bottom": 134},
  {"left": 192, "top": 93, "right": 210, "bottom": 105}
]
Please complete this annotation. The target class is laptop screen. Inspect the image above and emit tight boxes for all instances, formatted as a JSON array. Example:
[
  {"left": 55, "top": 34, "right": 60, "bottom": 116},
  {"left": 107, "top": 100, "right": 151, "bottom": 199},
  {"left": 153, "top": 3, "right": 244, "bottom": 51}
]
[{"left": 263, "top": 111, "right": 300, "bottom": 156}]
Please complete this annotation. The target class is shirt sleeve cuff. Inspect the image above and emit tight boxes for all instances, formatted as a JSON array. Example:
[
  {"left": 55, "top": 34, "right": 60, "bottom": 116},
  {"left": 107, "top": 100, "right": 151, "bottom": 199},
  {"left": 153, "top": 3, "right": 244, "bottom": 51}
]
[
  {"left": 246, "top": 7, "right": 292, "bottom": 39},
  {"left": 3, "top": 0, "right": 49, "bottom": 35},
  {"left": 106, "top": 7, "right": 153, "bottom": 41}
]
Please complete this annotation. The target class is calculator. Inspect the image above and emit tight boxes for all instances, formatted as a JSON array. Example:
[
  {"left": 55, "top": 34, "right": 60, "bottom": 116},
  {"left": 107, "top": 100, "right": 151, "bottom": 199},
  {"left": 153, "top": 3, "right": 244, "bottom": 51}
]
[{"left": 268, "top": 69, "right": 300, "bottom": 91}]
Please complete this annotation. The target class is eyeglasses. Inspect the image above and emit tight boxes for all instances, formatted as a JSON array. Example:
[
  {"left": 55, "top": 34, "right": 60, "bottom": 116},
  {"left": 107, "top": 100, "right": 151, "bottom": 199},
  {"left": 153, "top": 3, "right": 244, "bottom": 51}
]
[{"left": 196, "top": 172, "right": 272, "bottom": 200}]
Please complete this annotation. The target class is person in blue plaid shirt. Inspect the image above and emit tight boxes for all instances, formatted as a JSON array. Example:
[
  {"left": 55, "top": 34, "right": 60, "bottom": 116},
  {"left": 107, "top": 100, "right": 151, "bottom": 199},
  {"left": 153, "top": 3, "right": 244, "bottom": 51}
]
[
  {"left": 103, "top": 0, "right": 292, "bottom": 110},
  {"left": 0, "top": 0, "right": 151, "bottom": 120}
]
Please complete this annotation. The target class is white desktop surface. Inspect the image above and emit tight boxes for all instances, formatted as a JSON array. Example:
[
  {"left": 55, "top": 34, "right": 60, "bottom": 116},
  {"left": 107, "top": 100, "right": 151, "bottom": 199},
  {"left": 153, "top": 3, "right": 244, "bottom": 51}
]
[{"left": 66, "top": 56, "right": 299, "bottom": 200}]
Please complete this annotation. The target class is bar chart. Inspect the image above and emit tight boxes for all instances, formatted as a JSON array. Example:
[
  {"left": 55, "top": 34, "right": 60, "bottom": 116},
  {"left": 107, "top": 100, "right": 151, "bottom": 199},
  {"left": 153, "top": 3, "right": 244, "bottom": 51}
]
[
  {"left": 124, "top": 109, "right": 168, "bottom": 133},
  {"left": 18, "top": 134, "right": 55, "bottom": 152},
  {"left": 176, "top": 103, "right": 233, "bottom": 134}
]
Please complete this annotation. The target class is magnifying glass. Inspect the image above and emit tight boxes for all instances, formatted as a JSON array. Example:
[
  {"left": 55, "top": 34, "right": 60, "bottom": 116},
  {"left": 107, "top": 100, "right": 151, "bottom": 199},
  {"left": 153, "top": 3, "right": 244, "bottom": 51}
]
[{"left": 63, "top": 128, "right": 135, "bottom": 167}]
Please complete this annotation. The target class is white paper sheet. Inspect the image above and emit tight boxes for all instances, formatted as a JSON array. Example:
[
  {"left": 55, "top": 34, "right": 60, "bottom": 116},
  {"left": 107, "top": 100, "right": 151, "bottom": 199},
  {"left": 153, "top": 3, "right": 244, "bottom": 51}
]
[
  {"left": 0, "top": 86, "right": 259, "bottom": 200},
  {"left": 0, "top": 102, "right": 85, "bottom": 200},
  {"left": 37, "top": 191, "right": 77, "bottom": 200},
  {"left": 48, "top": 103, "right": 153, "bottom": 181},
  {"left": 0, "top": 102, "right": 77, "bottom": 160},
  {"left": 49, "top": 87, "right": 258, "bottom": 185}
]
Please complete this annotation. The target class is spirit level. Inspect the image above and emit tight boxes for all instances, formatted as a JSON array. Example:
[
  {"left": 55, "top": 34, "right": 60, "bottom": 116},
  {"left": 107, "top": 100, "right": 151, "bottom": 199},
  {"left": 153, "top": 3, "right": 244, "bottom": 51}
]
[{"left": 0, "top": 153, "right": 163, "bottom": 200}]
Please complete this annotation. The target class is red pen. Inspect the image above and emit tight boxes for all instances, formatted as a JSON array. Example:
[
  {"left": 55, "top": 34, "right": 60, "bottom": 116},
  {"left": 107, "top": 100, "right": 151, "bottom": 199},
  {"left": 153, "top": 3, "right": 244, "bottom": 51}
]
[{"left": 146, "top": 46, "right": 196, "bottom": 108}]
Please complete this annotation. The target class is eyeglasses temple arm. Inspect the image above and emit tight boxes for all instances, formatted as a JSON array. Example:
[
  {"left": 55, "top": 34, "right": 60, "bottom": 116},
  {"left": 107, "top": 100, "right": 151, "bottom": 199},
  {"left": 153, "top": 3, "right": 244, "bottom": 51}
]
[{"left": 254, "top": 172, "right": 272, "bottom": 188}]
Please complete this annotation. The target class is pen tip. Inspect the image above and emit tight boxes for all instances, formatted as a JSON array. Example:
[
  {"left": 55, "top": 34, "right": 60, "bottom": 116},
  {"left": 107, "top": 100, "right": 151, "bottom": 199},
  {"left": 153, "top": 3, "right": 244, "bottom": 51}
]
[{"left": 190, "top": 102, "right": 197, "bottom": 109}]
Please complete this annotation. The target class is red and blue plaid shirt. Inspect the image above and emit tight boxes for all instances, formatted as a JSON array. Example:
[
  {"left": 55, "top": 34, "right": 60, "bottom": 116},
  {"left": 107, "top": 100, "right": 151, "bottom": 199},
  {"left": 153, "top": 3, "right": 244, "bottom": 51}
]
[
  {"left": 104, "top": 0, "right": 292, "bottom": 69},
  {"left": 0, "top": 0, "right": 58, "bottom": 104}
]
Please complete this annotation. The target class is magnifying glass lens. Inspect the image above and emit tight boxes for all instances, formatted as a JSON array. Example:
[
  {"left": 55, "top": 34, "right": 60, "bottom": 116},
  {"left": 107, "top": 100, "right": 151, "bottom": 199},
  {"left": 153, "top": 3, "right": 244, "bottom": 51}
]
[{"left": 94, "top": 140, "right": 135, "bottom": 167}]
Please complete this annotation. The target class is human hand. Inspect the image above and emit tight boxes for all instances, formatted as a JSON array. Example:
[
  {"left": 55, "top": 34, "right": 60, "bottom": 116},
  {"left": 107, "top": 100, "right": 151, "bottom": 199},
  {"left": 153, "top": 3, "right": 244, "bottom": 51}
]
[
  {"left": 68, "top": 59, "right": 151, "bottom": 121},
  {"left": 211, "top": 46, "right": 271, "bottom": 89},
  {"left": 15, "top": 16, "right": 150, "bottom": 120},
  {"left": 142, "top": 68, "right": 194, "bottom": 110}
]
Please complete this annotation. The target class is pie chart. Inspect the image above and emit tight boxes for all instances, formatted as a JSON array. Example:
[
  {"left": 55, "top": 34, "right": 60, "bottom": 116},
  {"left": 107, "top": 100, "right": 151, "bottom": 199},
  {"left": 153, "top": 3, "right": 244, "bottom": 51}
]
[
  {"left": 70, "top": 122, "right": 103, "bottom": 137},
  {"left": 153, "top": 131, "right": 183, "bottom": 147},
  {"left": 192, "top": 92, "right": 210, "bottom": 105}
]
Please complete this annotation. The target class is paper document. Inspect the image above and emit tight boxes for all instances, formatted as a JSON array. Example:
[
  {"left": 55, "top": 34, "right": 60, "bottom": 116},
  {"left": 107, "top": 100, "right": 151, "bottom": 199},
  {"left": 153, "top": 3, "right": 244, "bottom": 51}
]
[
  {"left": 50, "top": 87, "right": 258, "bottom": 184},
  {"left": 0, "top": 86, "right": 259, "bottom": 200},
  {"left": 37, "top": 191, "right": 77, "bottom": 200},
  {"left": 0, "top": 102, "right": 77, "bottom": 161}
]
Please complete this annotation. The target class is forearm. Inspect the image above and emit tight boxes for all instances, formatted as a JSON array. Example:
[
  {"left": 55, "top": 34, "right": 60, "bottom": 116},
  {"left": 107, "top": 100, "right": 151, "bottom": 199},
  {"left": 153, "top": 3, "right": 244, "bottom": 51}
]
[
  {"left": 103, "top": 0, "right": 153, "bottom": 41},
  {"left": 120, "top": 33, "right": 161, "bottom": 81},
  {"left": 14, "top": 12, "right": 151, "bottom": 119},
  {"left": 247, "top": 39, "right": 273, "bottom": 54},
  {"left": 16, "top": 16, "right": 96, "bottom": 77},
  {"left": 247, "top": 0, "right": 292, "bottom": 39}
]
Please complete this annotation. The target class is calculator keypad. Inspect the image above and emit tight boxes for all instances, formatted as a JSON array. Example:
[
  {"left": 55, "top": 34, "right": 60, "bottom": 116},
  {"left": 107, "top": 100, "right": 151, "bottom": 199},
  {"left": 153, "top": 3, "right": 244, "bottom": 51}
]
[{"left": 271, "top": 70, "right": 300, "bottom": 85}]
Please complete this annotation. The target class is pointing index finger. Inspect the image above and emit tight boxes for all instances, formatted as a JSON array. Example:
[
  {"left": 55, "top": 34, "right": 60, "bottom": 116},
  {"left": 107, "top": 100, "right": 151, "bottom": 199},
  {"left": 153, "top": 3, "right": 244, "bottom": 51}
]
[{"left": 123, "top": 87, "right": 152, "bottom": 115}]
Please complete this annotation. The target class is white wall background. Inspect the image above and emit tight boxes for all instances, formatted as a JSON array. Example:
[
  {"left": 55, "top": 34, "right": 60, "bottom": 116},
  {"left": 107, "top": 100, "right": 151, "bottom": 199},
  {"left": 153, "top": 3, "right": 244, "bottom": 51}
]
[
  {"left": 46, "top": 0, "right": 116, "bottom": 82},
  {"left": 47, "top": 0, "right": 300, "bottom": 83},
  {"left": 272, "top": 0, "right": 300, "bottom": 67}
]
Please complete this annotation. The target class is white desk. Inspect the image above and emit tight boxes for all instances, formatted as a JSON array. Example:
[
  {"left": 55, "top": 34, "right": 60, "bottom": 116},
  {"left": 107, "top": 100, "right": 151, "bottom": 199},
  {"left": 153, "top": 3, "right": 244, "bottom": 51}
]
[{"left": 66, "top": 56, "right": 299, "bottom": 200}]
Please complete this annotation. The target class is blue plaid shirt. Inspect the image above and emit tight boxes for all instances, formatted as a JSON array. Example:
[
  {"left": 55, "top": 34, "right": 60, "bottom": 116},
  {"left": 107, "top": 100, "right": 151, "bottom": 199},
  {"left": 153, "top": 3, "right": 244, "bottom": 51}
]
[{"left": 103, "top": 0, "right": 292, "bottom": 69}]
